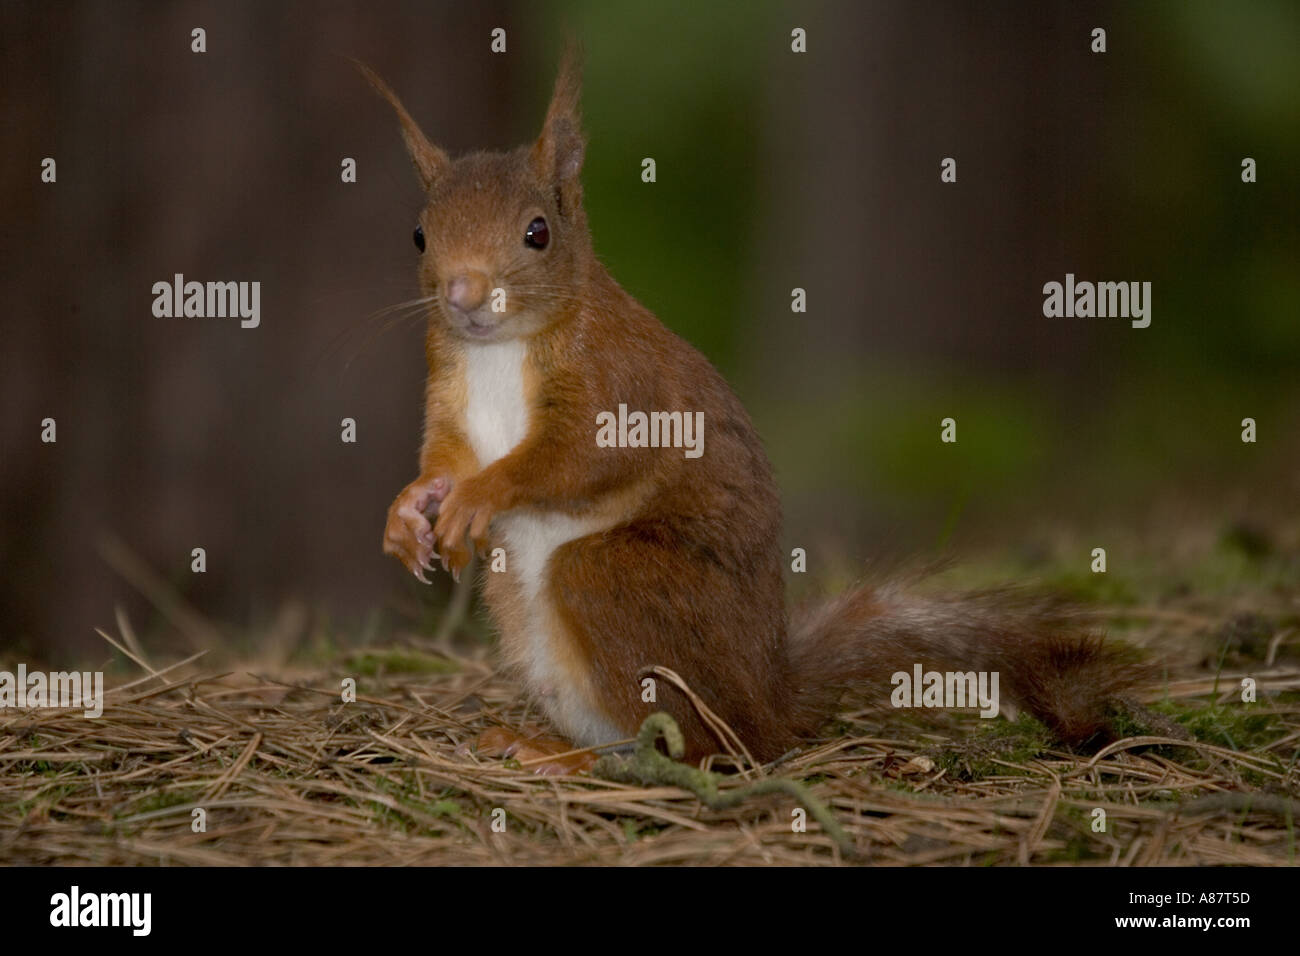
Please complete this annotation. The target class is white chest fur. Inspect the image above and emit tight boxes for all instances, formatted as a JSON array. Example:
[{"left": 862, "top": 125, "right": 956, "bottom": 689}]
[
  {"left": 461, "top": 338, "right": 623, "bottom": 747},
  {"left": 463, "top": 338, "right": 529, "bottom": 467}
]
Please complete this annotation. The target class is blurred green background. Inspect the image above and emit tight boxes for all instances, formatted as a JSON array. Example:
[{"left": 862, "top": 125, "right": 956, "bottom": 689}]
[
  {"left": 545, "top": 0, "right": 1299, "bottom": 550},
  {"left": 2, "top": 0, "right": 1296, "bottom": 659}
]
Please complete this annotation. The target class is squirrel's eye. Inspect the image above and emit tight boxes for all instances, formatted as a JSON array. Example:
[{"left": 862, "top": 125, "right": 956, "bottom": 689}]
[
  {"left": 524, "top": 217, "right": 549, "bottom": 250},
  {"left": 413, "top": 225, "right": 425, "bottom": 253}
]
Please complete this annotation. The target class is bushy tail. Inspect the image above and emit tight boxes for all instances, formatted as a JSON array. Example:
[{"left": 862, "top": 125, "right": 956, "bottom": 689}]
[{"left": 788, "top": 574, "right": 1151, "bottom": 745}]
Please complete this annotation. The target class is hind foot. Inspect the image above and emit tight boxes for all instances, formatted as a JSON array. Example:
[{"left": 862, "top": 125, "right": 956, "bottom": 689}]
[{"left": 459, "top": 726, "right": 598, "bottom": 776}]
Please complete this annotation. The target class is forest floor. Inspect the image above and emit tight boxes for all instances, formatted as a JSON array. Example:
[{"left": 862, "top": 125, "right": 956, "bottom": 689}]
[{"left": 3, "top": 520, "right": 1299, "bottom": 866}]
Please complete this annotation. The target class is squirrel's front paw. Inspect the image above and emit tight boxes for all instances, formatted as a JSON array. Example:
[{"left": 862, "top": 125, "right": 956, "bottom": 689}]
[
  {"left": 432, "top": 475, "right": 497, "bottom": 580},
  {"left": 383, "top": 476, "right": 451, "bottom": 583}
]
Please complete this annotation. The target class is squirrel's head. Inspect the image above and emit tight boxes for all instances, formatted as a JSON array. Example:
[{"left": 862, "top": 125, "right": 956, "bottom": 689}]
[{"left": 359, "top": 49, "right": 589, "bottom": 343}]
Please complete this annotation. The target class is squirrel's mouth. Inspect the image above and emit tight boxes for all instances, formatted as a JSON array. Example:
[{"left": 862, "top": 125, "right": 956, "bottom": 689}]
[{"left": 458, "top": 314, "right": 502, "bottom": 339}]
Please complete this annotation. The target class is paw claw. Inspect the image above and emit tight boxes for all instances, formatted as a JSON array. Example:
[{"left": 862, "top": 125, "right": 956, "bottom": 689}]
[{"left": 385, "top": 474, "right": 457, "bottom": 580}]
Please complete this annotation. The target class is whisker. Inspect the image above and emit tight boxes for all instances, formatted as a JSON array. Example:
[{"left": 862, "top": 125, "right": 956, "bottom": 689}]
[{"left": 309, "top": 295, "right": 437, "bottom": 375}]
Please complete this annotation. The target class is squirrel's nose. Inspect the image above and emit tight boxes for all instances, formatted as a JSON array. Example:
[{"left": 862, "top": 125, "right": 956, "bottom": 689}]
[{"left": 445, "top": 271, "right": 490, "bottom": 313}]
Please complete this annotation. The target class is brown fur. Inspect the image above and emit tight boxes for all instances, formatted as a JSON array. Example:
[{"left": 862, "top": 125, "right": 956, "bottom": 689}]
[{"left": 367, "top": 50, "right": 1150, "bottom": 765}]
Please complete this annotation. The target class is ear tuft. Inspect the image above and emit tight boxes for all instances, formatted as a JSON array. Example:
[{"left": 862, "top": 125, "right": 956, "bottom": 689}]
[
  {"left": 353, "top": 59, "right": 449, "bottom": 191},
  {"left": 531, "top": 42, "right": 586, "bottom": 201}
]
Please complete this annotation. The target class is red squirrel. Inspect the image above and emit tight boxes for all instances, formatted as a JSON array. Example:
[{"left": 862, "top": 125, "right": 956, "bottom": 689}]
[{"left": 365, "top": 51, "right": 1148, "bottom": 769}]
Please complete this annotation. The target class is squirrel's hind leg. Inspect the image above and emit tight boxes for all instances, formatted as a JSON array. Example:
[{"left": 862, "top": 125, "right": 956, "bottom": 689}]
[{"left": 546, "top": 518, "right": 796, "bottom": 765}]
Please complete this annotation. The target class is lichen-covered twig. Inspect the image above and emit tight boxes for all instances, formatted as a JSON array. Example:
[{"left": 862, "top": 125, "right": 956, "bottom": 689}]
[
  {"left": 1175, "top": 792, "right": 1300, "bottom": 818},
  {"left": 593, "top": 713, "right": 858, "bottom": 858}
]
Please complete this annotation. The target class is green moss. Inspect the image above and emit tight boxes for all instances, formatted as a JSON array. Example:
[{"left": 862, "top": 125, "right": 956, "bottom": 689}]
[
  {"left": 1105, "top": 702, "right": 1155, "bottom": 741},
  {"left": 1136, "top": 697, "right": 1294, "bottom": 787},
  {"left": 2, "top": 782, "right": 78, "bottom": 821},
  {"left": 620, "top": 817, "right": 665, "bottom": 842},
  {"left": 1041, "top": 805, "right": 1108, "bottom": 863},
  {"left": 117, "top": 787, "right": 201, "bottom": 818},
  {"left": 346, "top": 648, "right": 459, "bottom": 677},
  {"left": 1167, "top": 701, "right": 1287, "bottom": 752},
  {"left": 1042, "top": 833, "right": 1104, "bottom": 863},
  {"left": 1039, "top": 569, "right": 1138, "bottom": 606},
  {"left": 932, "top": 714, "right": 1053, "bottom": 781},
  {"left": 368, "top": 776, "right": 467, "bottom": 835}
]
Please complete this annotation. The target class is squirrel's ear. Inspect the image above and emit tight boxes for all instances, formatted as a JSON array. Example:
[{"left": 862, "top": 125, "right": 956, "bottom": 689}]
[
  {"left": 530, "top": 43, "right": 585, "bottom": 206},
  {"left": 354, "top": 60, "right": 449, "bottom": 191}
]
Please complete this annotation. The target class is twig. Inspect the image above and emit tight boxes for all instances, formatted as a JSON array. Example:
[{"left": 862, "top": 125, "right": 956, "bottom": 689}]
[{"left": 593, "top": 713, "right": 857, "bottom": 858}]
